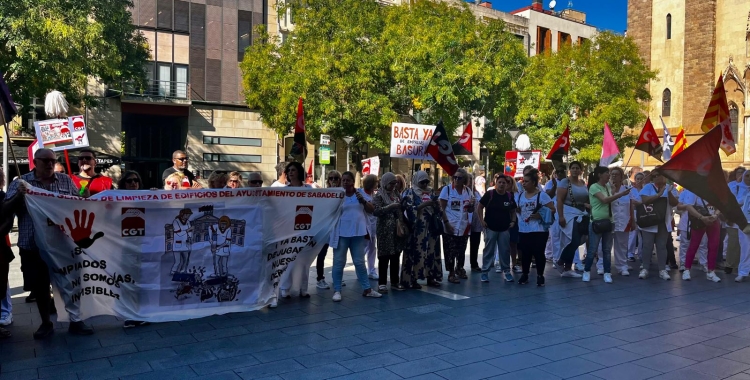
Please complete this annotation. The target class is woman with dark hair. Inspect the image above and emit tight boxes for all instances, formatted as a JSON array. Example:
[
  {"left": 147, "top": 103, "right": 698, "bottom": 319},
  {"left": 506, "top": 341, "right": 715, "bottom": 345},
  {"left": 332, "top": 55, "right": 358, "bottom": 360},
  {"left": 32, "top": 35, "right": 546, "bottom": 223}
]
[
  {"left": 636, "top": 171, "right": 678, "bottom": 280},
  {"left": 315, "top": 171, "right": 342, "bottom": 290},
  {"left": 279, "top": 161, "right": 313, "bottom": 301},
  {"left": 477, "top": 174, "right": 516, "bottom": 282},
  {"left": 515, "top": 169, "right": 554, "bottom": 285},
  {"left": 610, "top": 167, "right": 638, "bottom": 276},
  {"left": 439, "top": 168, "right": 474, "bottom": 284},
  {"left": 329, "top": 172, "right": 381, "bottom": 301},
  {"left": 117, "top": 170, "right": 143, "bottom": 190},
  {"left": 583, "top": 166, "right": 631, "bottom": 283},
  {"left": 555, "top": 161, "right": 588, "bottom": 277},
  {"left": 284, "top": 162, "right": 307, "bottom": 187}
]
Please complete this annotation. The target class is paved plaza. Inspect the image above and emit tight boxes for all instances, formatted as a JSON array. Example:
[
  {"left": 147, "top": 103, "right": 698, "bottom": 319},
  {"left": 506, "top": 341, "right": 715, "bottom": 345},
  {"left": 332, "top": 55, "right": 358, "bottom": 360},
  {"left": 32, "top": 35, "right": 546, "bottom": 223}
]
[{"left": 2, "top": 232, "right": 750, "bottom": 380}]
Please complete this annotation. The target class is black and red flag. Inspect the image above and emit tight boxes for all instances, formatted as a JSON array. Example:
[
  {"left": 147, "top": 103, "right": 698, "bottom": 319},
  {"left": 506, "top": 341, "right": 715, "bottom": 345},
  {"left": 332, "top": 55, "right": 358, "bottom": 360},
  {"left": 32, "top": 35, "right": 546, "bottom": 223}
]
[
  {"left": 655, "top": 126, "right": 747, "bottom": 229},
  {"left": 427, "top": 120, "right": 459, "bottom": 176},
  {"left": 0, "top": 72, "right": 18, "bottom": 123},
  {"left": 452, "top": 121, "right": 473, "bottom": 156},
  {"left": 546, "top": 126, "right": 570, "bottom": 161},
  {"left": 633, "top": 117, "right": 663, "bottom": 162},
  {"left": 289, "top": 97, "right": 306, "bottom": 157}
]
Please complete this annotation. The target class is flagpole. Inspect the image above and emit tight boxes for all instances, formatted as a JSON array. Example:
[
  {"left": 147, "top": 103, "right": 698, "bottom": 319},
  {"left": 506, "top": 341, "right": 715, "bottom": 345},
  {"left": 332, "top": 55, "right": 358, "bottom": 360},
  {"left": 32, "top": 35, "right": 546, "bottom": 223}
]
[{"left": 623, "top": 148, "right": 636, "bottom": 169}]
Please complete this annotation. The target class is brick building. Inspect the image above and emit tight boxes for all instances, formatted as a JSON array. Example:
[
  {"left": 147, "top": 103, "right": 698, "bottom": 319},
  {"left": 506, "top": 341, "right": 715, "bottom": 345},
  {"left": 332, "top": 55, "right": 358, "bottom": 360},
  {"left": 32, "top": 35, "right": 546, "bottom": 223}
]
[{"left": 626, "top": 0, "right": 750, "bottom": 168}]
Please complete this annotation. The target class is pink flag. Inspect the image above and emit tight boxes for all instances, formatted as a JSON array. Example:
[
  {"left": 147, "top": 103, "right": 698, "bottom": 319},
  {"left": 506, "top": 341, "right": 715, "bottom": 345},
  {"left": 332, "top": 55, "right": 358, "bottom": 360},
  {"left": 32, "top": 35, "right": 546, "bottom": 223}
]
[{"left": 599, "top": 122, "right": 620, "bottom": 167}]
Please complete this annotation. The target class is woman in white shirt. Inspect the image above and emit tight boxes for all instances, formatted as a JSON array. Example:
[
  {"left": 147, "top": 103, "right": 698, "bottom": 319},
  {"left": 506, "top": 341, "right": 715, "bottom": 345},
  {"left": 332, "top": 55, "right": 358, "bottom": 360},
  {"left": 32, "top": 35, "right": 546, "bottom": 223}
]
[
  {"left": 682, "top": 193, "right": 723, "bottom": 283},
  {"left": 636, "top": 172, "right": 678, "bottom": 280},
  {"left": 361, "top": 174, "right": 380, "bottom": 280},
  {"left": 439, "top": 168, "right": 474, "bottom": 284},
  {"left": 609, "top": 167, "right": 638, "bottom": 276},
  {"left": 279, "top": 162, "right": 313, "bottom": 299},
  {"left": 330, "top": 172, "right": 382, "bottom": 301},
  {"left": 515, "top": 169, "right": 554, "bottom": 286}
]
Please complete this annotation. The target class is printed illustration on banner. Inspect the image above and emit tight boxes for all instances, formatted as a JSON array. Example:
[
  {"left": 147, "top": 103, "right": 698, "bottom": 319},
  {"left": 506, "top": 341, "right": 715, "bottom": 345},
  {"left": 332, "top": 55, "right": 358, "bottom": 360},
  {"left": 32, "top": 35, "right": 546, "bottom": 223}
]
[
  {"left": 295, "top": 205, "right": 314, "bottom": 230},
  {"left": 164, "top": 204, "right": 248, "bottom": 303},
  {"left": 34, "top": 115, "right": 90, "bottom": 151},
  {"left": 122, "top": 208, "right": 146, "bottom": 237},
  {"left": 64, "top": 209, "right": 104, "bottom": 249}
]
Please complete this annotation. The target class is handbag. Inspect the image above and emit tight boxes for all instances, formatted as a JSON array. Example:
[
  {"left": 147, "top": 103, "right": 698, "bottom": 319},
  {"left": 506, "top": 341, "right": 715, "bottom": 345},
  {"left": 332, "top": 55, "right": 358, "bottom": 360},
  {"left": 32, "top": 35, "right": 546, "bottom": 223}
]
[
  {"left": 396, "top": 217, "right": 409, "bottom": 237},
  {"left": 635, "top": 184, "right": 668, "bottom": 228},
  {"left": 567, "top": 180, "right": 589, "bottom": 235},
  {"left": 688, "top": 198, "right": 711, "bottom": 230},
  {"left": 591, "top": 184, "right": 614, "bottom": 234},
  {"left": 530, "top": 192, "right": 555, "bottom": 232}
]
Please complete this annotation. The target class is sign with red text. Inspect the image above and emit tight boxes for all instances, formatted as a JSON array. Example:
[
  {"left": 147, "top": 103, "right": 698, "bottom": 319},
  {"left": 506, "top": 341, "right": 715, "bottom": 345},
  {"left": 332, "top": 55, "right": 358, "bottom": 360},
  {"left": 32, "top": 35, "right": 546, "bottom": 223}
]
[
  {"left": 25, "top": 187, "right": 344, "bottom": 323},
  {"left": 34, "top": 115, "right": 89, "bottom": 151},
  {"left": 390, "top": 122, "right": 435, "bottom": 160}
]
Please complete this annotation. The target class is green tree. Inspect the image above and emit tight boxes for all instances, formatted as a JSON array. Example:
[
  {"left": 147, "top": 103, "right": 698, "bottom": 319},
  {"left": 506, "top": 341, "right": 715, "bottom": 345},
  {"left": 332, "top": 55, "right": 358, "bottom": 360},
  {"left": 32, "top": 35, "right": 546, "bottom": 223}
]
[
  {"left": 516, "top": 32, "right": 656, "bottom": 164},
  {"left": 0, "top": 0, "right": 149, "bottom": 109},
  {"left": 241, "top": 0, "right": 526, "bottom": 151}
]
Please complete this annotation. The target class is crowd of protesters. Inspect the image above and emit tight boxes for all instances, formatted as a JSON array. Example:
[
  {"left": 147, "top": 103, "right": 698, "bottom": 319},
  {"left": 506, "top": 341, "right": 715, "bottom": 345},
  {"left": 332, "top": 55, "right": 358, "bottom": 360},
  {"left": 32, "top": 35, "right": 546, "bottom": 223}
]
[{"left": 2, "top": 148, "right": 750, "bottom": 341}]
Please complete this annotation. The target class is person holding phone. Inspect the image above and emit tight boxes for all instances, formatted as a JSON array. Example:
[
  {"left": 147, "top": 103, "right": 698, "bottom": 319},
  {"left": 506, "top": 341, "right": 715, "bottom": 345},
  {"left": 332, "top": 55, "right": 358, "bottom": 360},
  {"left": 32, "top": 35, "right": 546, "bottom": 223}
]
[
  {"left": 329, "top": 171, "right": 382, "bottom": 301},
  {"left": 635, "top": 171, "right": 678, "bottom": 280}
]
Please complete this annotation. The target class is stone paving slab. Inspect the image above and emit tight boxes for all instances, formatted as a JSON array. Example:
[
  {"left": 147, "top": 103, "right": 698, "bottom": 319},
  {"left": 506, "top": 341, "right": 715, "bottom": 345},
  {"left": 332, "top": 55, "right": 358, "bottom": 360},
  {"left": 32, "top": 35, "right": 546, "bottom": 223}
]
[{"left": 2, "top": 233, "right": 750, "bottom": 379}]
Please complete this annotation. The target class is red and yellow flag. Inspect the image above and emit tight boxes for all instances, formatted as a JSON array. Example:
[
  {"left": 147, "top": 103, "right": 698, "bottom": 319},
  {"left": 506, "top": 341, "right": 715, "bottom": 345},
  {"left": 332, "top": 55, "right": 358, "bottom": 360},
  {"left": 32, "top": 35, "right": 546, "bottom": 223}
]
[
  {"left": 701, "top": 75, "right": 736, "bottom": 155},
  {"left": 672, "top": 126, "right": 687, "bottom": 157}
]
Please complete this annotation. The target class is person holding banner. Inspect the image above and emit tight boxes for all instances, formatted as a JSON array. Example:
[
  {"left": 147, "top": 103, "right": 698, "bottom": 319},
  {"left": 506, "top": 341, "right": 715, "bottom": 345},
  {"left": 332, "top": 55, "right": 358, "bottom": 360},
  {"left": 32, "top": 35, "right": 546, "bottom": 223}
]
[
  {"left": 280, "top": 162, "right": 313, "bottom": 299},
  {"left": 329, "top": 172, "right": 382, "bottom": 301},
  {"left": 362, "top": 174, "right": 380, "bottom": 280},
  {"left": 315, "top": 171, "right": 343, "bottom": 290},
  {"left": 401, "top": 171, "right": 442, "bottom": 288},
  {"left": 70, "top": 149, "right": 113, "bottom": 196},
  {"left": 117, "top": 171, "right": 143, "bottom": 190},
  {"left": 4, "top": 148, "right": 93, "bottom": 339}
]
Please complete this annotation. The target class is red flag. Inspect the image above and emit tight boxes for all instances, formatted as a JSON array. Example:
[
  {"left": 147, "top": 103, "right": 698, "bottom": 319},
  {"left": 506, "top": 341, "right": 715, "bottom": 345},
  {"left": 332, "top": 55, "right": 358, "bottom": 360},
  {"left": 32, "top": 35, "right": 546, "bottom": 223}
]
[
  {"left": 546, "top": 127, "right": 570, "bottom": 160},
  {"left": 655, "top": 126, "right": 747, "bottom": 229},
  {"left": 452, "top": 121, "right": 473, "bottom": 156},
  {"left": 361, "top": 158, "right": 371, "bottom": 175},
  {"left": 427, "top": 121, "right": 459, "bottom": 176},
  {"left": 672, "top": 126, "right": 687, "bottom": 157},
  {"left": 27, "top": 139, "right": 40, "bottom": 170},
  {"left": 633, "top": 117, "right": 663, "bottom": 162},
  {"left": 701, "top": 75, "right": 736, "bottom": 155},
  {"left": 306, "top": 159, "right": 314, "bottom": 181},
  {"left": 290, "top": 97, "right": 306, "bottom": 156}
]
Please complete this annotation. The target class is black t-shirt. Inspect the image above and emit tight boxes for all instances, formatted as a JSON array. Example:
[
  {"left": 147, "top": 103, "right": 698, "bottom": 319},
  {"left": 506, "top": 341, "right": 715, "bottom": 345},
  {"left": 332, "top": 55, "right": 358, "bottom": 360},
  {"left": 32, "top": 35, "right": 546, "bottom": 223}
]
[
  {"left": 162, "top": 167, "right": 195, "bottom": 186},
  {"left": 480, "top": 189, "right": 515, "bottom": 232}
]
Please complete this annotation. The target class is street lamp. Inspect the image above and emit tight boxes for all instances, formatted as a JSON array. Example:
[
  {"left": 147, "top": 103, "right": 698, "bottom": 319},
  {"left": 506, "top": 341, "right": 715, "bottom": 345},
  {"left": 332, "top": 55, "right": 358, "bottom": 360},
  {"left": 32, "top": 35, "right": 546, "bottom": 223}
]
[
  {"left": 507, "top": 127, "right": 520, "bottom": 149},
  {"left": 343, "top": 136, "right": 354, "bottom": 171}
]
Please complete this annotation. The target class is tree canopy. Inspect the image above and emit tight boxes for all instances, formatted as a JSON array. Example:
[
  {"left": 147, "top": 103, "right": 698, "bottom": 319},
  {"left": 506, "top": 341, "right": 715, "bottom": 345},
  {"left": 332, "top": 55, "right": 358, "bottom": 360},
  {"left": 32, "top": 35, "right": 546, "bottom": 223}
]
[
  {"left": 0, "top": 0, "right": 149, "bottom": 109},
  {"left": 240, "top": 0, "right": 527, "bottom": 151},
  {"left": 516, "top": 32, "right": 657, "bottom": 163}
]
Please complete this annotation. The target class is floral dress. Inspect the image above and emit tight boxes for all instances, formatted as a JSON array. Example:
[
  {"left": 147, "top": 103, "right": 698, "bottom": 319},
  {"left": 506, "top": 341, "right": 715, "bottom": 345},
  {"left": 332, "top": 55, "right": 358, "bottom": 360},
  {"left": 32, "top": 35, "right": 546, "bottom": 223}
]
[
  {"left": 373, "top": 193, "right": 406, "bottom": 257},
  {"left": 401, "top": 188, "right": 442, "bottom": 285}
]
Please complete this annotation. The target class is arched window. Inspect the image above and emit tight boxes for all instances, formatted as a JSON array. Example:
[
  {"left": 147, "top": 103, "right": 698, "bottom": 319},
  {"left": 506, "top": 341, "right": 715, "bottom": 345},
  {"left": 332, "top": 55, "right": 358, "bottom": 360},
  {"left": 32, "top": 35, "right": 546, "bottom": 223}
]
[
  {"left": 662, "top": 88, "right": 671, "bottom": 117},
  {"left": 666, "top": 14, "right": 672, "bottom": 40},
  {"left": 730, "top": 102, "right": 739, "bottom": 141}
]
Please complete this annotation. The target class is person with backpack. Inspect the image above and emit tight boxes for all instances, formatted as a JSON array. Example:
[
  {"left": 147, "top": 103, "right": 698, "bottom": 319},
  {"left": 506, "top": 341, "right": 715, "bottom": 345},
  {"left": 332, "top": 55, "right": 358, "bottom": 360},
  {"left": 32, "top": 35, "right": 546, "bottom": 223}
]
[
  {"left": 515, "top": 169, "right": 555, "bottom": 286},
  {"left": 477, "top": 174, "right": 517, "bottom": 282}
]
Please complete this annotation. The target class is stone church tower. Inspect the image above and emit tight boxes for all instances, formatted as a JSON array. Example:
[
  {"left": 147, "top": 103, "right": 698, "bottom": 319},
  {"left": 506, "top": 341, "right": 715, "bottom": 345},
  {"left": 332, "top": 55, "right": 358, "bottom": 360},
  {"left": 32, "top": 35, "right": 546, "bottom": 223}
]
[{"left": 627, "top": 0, "right": 749, "bottom": 166}]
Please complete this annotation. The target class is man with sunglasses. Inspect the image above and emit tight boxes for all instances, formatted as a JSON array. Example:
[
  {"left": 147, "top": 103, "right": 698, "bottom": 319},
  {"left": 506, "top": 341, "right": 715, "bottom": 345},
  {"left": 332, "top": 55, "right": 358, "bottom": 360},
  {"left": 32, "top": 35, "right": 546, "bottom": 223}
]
[
  {"left": 162, "top": 150, "right": 196, "bottom": 187},
  {"left": 70, "top": 149, "right": 113, "bottom": 195},
  {"left": 5, "top": 148, "right": 94, "bottom": 339},
  {"left": 247, "top": 172, "right": 264, "bottom": 188}
]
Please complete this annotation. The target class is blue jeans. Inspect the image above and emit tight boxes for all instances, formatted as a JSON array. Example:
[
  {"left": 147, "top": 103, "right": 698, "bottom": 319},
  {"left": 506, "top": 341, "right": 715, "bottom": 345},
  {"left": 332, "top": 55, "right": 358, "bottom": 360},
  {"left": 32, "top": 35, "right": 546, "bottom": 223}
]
[
  {"left": 0, "top": 285, "right": 10, "bottom": 317},
  {"left": 585, "top": 223, "right": 613, "bottom": 273},
  {"left": 332, "top": 236, "right": 371, "bottom": 292},
  {"left": 483, "top": 229, "right": 510, "bottom": 273}
]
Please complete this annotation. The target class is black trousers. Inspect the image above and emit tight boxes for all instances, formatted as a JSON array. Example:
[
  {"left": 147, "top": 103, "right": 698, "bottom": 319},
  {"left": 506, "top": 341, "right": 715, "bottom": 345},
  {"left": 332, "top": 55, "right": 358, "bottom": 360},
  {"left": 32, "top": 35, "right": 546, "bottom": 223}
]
[
  {"left": 666, "top": 234, "right": 677, "bottom": 266},
  {"left": 469, "top": 231, "right": 482, "bottom": 269},
  {"left": 378, "top": 254, "right": 401, "bottom": 286},
  {"left": 316, "top": 244, "right": 329, "bottom": 281},
  {"left": 19, "top": 249, "right": 52, "bottom": 324},
  {"left": 519, "top": 232, "right": 549, "bottom": 276}
]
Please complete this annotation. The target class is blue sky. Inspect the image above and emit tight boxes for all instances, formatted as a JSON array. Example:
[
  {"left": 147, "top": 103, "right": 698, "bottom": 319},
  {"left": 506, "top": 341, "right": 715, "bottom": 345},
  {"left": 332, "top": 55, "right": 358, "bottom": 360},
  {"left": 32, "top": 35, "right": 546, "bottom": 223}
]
[{"left": 488, "top": 0, "right": 628, "bottom": 33}]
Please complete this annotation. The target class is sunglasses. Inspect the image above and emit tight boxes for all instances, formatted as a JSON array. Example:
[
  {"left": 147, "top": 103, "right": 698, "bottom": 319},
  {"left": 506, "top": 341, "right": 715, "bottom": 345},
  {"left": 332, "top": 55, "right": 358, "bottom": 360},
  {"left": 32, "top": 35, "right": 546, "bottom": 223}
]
[
  {"left": 228, "top": 179, "right": 240, "bottom": 183},
  {"left": 250, "top": 180, "right": 263, "bottom": 185},
  {"left": 419, "top": 180, "right": 430, "bottom": 184},
  {"left": 35, "top": 158, "right": 56, "bottom": 165},
  {"left": 125, "top": 178, "right": 140, "bottom": 184},
  {"left": 175, "top": 157, "right": 188, "bottom": 161},
  {"left": 78, "top": 156, "right": 94, "bottom": 161},
  {"left": 453, "top": 176, "right": 464, "bottom": 180}
]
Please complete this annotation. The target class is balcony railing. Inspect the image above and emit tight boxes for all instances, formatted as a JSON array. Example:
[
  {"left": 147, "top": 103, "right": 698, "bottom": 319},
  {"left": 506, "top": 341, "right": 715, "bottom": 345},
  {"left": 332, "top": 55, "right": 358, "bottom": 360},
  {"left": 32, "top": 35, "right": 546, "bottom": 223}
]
[{"left": 123, "top": 79, "right": 191, "bottom": 102}]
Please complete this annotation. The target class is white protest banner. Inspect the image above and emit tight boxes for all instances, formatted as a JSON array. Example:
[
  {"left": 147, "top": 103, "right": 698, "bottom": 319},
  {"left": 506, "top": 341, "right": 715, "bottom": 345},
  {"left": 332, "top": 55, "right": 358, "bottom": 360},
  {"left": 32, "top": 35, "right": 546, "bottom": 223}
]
[
  {"left": 390, "top": 122, "right": 435, "bottom": 160},
  {"left": 514, "top": 150, "right": 542, "bottom": 178},
  {"left": 34, "top": 115, "right": 89, "bottom": 151},
  {"left": 25, "top": 187, "right": 343, "bottom": 322}
]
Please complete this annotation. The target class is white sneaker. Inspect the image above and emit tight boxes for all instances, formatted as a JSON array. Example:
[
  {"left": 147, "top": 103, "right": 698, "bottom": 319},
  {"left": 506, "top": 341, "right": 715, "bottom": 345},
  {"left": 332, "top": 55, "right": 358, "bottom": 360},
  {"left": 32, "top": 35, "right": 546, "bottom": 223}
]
[
  {"left": 735, "top": 275, "right": 745, "bottom": 283},
  {"left": 495, "top": 260, "right": 500, "bottom": 267},
  {"left": 495, "top": 267, "right": 503, "bottom": 273},
  {"left": 703, "top": 265, "right": 709, "bottom": 273},
  {"left": 364, "top": 289, "right": 382, "bottom": 298},
  {"left": 597, "top": 268, "right": 604, "bottom": 275},
  {"left": 638, "top": 269, "right": 648, "bottom": 279},
  {"left": 514, "top": 265, "right": 523, "bottom": 273},
  {"left": 679, "top": 264, "right": 685, "bottom": 272},
  {"left": 659, "top": 270, "right": 671, "bottom": 281},
  {"left": 582, "top": 271, "right": 591, "bottom": 282},
  {"left": 706, "top": 271, "right": 721, "bottom": 283},
  {"left": 332, "top": 291, "right": 342, "bottom": 302},
  {"left": 368, "top": 273, "right": 379, "bottom": 280},
  {"left": 562, "top": 270, "right": 582, "bottom": 278},
  {"left": 269, "top": 298, "right": 278, "bottom": 308},
  {"left": 0, "top": 313, "right": 12, "bottom": 326},
  {"left": 682, "top": 270, "right": 691, "bottom": 281},
  {"left": 664, "top": 265, "right": 671, "bottom": 272},
  {"left": 317, "top": 280, "right": 330, "bottom": 289},
  {"left": 604, "top": 273, "right": 613, "bottom": 283},
  {"left": 620, "top": 269, "right": 630, "bottom": 276}
]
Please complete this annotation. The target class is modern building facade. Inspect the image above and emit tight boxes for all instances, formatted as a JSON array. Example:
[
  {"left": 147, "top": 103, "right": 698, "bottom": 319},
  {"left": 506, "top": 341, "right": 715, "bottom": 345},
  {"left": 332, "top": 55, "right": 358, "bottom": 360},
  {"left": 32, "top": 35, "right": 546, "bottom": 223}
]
[{"left": 626, "top": 0, "right": 750, "bottom": 168}]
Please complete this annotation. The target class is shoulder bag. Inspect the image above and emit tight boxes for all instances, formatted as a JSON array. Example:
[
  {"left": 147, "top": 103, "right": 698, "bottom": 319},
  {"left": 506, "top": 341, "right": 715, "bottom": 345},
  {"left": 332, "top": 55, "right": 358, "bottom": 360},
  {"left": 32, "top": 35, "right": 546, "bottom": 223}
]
[
  {"left": 635, "top": 184, "right": 668, "bottom": 228},
  {"left": 532, "top": 191, "right": 555, "bottom": 232},
  {"left": 591, "top": 184, "right": 613, "bottom": 234},
  {"left": 688, "top": 198, "right": 711, "bottom": 230},
  {"left": 568, "top": 180, "right": 590, "bottom": 235}
]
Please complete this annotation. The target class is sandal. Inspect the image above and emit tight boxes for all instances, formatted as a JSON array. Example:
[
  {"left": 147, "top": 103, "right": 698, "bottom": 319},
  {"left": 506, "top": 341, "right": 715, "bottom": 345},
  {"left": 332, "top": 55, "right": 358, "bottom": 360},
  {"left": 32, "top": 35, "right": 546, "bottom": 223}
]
[
  {"left": 0, "top": 327, "right": 11, "bottom": 339},
  {"left": 448, "top": 275, "right": 460, "bottom": 284},
  {"left": 458, "top": 269, "right": 468, "bottom": 279}
]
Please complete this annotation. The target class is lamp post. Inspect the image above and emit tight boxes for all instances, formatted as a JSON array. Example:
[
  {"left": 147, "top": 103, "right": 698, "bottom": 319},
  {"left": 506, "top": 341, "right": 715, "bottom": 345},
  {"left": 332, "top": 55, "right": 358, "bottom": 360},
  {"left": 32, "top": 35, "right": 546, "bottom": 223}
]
[{"left": 343, "top": 136, "right": 354, "bottom": 172}]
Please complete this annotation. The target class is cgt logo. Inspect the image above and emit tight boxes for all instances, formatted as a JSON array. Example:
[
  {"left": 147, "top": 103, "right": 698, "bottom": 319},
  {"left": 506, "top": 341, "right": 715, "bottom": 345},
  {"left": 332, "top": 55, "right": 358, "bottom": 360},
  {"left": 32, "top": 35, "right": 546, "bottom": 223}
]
[
  {"left": 294, "top": 205, "right": 314, "bottom": 230},
  {"left": 122, "top": 207, "right": 146, "bottom": 237}
]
